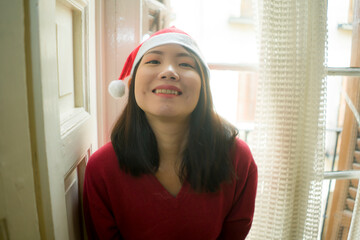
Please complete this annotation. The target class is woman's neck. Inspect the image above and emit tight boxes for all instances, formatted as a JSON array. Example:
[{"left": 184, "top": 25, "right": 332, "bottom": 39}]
[{"left": 146, "top": 114, "right": 189, "bottom": 165}]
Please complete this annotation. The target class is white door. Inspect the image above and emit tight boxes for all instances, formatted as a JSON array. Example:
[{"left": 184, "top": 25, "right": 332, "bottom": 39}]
[{"left": 29, "top": 0, "right": 97, "bottom": 239}]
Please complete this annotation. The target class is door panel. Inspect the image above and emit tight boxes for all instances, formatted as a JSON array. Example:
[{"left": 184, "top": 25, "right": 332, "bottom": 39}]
[
  {"left": 30, "top": 0, "right": 97, "bottom": 238},
  {"left": 56, "top": 0, "right": 96, "bottom": 239},
  {"left": 65, "top": 167, "right": 82, "bottom": 240},
  {"left": 65, "top": 151, "right": 89, "bottom": 240},
  {"left": 56, "top": 1, "right": 75, "bottom": 118}
]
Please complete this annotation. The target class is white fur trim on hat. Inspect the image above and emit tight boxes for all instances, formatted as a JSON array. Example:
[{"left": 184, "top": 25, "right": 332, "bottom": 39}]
[{"left": 108, "top": 80, "right": 126, "bottom": 98}]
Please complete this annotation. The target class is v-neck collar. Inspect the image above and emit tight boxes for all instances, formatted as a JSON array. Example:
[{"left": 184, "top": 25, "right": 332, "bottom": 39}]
[{"left": 150, "top": 174, "right": 188, "bottom": 200}]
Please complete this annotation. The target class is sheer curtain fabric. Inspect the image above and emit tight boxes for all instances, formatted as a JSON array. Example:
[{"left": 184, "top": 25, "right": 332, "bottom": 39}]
[{"left": 249, "top": 0, "right": 327, "bottom": 239}]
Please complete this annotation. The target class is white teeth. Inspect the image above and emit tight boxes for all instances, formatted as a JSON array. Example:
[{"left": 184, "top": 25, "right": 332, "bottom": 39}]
[{"left": 154, "top": 89, "right": 180, "bottom": 95}]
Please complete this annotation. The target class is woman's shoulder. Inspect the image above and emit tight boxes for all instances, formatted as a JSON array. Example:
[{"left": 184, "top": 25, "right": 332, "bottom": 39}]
[
  {"left": 232, "top": 137, "right": 257, "bottom": 175},
  {"left": 232, "top": 138, "right": 252, "bottom": 158},
  {"left": 86, "top": 142, "right": 118, "bottom": 171}
]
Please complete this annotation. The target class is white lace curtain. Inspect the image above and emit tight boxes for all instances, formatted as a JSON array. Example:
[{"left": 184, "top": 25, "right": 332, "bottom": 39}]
[
  {"left": 350, "top": 177, "right": 360, "bottom": 239},
  {"left": 248, "top": 0, "right": 327, "bottom": 239}
]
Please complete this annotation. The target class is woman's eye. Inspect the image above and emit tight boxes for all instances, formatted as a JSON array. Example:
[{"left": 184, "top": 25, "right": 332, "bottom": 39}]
[
  {"left": 146, "top": 60, "right": 160, "bottom": 64},
  {"left": 179, "top": 63, "right": 194, "bottom": 68}
]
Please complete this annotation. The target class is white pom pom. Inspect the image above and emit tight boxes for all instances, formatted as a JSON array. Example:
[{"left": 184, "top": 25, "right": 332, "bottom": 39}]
[{"left": 108, "top": 80, "right": 126, "bottom": 98}]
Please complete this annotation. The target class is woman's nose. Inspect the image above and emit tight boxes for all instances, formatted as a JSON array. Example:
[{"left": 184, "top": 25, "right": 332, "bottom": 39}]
[{"left": 160, "top": 64, "right": 179, "bottom": 81}]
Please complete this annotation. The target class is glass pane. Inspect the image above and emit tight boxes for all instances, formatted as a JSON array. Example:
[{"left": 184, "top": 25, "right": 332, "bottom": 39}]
[
  {"left": 169, "top": 0, "right": 258, "bottom": 65},
  {"left": 210, "top": 69, "right": 258, "bottom": 147},
  {"left": 326, "top": 0, "right": 354, "bottom": 68},
  {"left": 325, "top": 75, "right": 360, "bottom": 172},
  {"left": 320, "top": 178, "right": 359, "bottom": 239},
  {"left": 325, "top": 76, "right": 344, "bottom": 171}
]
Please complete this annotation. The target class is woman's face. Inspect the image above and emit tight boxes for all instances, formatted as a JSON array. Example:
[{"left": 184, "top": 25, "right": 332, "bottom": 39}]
[{"left": 134, "top": 44, "right": 202, "bottom": 122}]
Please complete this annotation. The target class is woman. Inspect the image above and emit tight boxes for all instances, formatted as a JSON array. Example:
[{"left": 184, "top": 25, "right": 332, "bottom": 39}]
[{"left": 83, "top": 27, "right": 257, "bottom": 240}]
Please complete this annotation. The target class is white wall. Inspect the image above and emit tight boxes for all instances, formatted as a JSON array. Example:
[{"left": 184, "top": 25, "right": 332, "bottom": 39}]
[{"left": 0, "top": 0, "right": 40, "bottom": 239}]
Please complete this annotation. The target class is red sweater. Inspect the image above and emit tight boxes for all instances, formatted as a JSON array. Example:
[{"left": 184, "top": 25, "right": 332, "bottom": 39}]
[{"left": 83, "top": 138, "right": 257, "bottom": 240}]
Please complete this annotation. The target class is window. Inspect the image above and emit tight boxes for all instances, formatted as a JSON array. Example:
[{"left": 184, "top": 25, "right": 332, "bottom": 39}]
[
  {"left": 210, "top": 0, "right": 360, "bottom": 239},
  {"left": 338, "top": 0, "right": 354, "bottom": 30},
  {"left": 142, "top": 0, "right": 169, "bottom": 37},
  {"left": 169, "top": 0, "right": 359, "bottom": 238},
  {"left": 208, "top": 65, "right": 258, "bottom": 145},
  {"left": 320, "top": 0, "right": 360, "bottom": 239},
  {"left": 228, "top": 0, "right": 255, "bottom": 25}
]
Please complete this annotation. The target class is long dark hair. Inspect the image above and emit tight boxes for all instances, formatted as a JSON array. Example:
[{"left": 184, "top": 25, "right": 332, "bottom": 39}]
[{"left": 111, "top": 47, "right": 239, "bottom": 193}]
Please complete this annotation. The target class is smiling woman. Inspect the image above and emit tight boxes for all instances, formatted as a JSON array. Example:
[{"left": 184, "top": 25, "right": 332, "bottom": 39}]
[
  {"left": 135, "top": 44, "right": 201, "bottom": 120},
  {"left": 83, "top": 27, "right": 258, "bottom": 240}
]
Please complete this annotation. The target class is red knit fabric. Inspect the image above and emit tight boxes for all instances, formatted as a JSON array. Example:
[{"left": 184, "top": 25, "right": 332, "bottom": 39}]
[{"left": 83, "top": 138, "right": 257, "bottom": 240}]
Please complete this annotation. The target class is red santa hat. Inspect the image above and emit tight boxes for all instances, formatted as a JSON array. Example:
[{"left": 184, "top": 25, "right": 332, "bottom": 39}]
[{"left": 108, "top": 26, "right": 210, "bottom": 98}]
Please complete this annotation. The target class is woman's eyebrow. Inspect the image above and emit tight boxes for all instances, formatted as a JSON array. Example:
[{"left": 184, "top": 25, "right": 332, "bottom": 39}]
[
  {"left": 176, "top": 52, "right": 192, "bottom": 58},
  {"left": 145, "top": 50, "right": 163, "bottom": 55}
]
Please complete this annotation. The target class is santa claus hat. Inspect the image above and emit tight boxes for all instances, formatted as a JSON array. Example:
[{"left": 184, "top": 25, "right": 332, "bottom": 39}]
[{"left": 108, "top": 26, "right": 210, "bottom": 98}]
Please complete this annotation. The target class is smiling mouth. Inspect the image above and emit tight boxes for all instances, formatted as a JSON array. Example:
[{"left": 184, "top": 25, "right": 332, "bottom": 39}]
[{"left": 152, "top": 89, "right": 182, "bottom": 96}]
